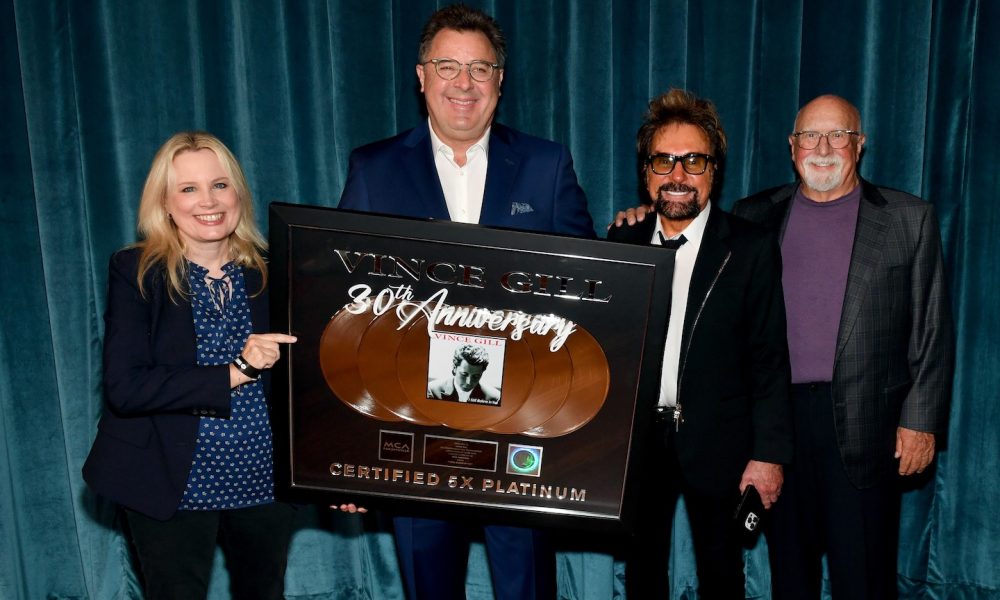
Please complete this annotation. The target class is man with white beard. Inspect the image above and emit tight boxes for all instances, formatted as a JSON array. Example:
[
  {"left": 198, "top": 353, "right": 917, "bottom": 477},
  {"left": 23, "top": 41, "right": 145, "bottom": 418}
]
[{"left": 730, "top": 94, "right": 954, "bottom": 599}]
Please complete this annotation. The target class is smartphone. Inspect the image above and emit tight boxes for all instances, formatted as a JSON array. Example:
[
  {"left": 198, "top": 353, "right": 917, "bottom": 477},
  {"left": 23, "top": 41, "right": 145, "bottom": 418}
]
[{"left": 734, "top": 484, "right": 765, "bottom": 534}]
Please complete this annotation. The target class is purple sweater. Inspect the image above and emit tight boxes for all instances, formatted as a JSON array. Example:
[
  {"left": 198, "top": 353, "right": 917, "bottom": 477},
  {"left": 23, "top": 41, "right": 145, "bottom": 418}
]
[{"left": 781, "top": 185, "right": 861, "bottom": 383}]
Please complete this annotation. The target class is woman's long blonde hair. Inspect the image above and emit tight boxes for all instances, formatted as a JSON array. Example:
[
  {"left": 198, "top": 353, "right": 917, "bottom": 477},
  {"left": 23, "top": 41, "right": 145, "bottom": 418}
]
[{"left": 134, "top": 131, "right": 267, "bottom": 299}]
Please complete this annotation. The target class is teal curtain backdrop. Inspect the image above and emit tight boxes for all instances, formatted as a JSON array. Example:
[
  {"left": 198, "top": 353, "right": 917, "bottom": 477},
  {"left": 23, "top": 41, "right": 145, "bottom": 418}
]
[{"left": 2, "top": 0, "right": 997, "bottom": 598}]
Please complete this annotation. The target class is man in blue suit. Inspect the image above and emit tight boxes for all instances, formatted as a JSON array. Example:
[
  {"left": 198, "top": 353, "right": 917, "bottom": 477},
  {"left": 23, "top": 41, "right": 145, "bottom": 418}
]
[{"left": 338, "top": 5, "right": 594, "bottom": 599}]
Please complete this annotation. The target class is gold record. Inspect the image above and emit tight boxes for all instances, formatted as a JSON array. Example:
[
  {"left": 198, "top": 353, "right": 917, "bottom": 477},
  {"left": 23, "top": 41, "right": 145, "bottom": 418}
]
[
  {"left": 357, "top": 306, "right": 437, "bottom": 425},
  {"left": 522, "top": 325, "right": 610, "bottom": 438},
  {"left": 400, "top": 318, "right": 534, "bottom": 431},
  {"left": 318, "top": 307, "right": 400, "bottom": 422},
  {"left": 485, "top": 329, "right": 573, "bottom": 434}
]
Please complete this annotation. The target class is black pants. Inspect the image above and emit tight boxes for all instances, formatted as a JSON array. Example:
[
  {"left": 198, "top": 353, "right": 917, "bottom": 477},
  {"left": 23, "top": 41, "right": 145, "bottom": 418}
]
[
  {"left": 767, "top": 383, "right": 899, "bottom": 599},
  {"left": 626, "top": 418, "right": 745, "bottom": 599},
  {"left": 125, "top": 502, "right": 297, "bottom": 600}
]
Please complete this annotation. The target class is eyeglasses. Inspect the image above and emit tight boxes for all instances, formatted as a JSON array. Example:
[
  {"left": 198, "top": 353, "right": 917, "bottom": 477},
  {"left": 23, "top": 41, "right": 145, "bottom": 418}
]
[
  {"left": 422, "top": 58, "right": 499, "bottom": 82},
  {"left": 791, "top": 130, "right": 861, "bottom": 150},
  {"left": 646, "top": 153, "right": 716, "bottom": 176}
]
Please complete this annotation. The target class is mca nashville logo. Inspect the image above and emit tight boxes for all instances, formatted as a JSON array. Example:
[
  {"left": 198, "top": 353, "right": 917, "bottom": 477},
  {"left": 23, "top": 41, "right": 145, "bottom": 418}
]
[{"left": 379, "top": 431, "right": 414, "bottom": 463}]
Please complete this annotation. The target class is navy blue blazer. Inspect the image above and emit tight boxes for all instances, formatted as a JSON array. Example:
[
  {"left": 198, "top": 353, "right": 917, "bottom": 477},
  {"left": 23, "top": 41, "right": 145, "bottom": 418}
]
[
  {"left": 339, "top": 121, "right": 594, "bottom": 237},
  {"left": 338, "top": 121, "right": 594, "bottom": 600},
  {"left": 83, "top": 248, "right": 270, "bottom": 520}
]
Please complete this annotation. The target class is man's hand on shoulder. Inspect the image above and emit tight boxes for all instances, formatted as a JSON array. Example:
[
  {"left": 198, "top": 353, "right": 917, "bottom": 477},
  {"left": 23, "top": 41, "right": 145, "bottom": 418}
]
[
  {"left": 895, "top": 427, "right": 936, "bottom": 476},
  {"left": 607, "top": 205, "right": 651, "bottom": 230},
  {"left": 740, "top": 460, "right": 783, "bottom": 509}
]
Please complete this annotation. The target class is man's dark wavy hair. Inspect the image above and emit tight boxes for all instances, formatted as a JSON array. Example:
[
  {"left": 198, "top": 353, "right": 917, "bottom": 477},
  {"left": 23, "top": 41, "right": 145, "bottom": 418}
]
[
  {"left": 453, "top": 344, "right": 490, "bottom": 369},
  {"left": 635, "top": 89, "right": 728, "bottom": 202},
  {"left": 418, "top": 4, "right": 507, "bottom": 68}
]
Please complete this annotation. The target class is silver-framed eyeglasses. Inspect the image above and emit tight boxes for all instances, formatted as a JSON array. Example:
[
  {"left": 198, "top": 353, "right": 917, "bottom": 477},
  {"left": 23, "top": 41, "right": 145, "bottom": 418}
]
[
  {"left": 423, "top": 58, "right": 499, "bottom": 82},
  {"left": 791, "top": 130, "right": 861, "bottom": 150},
  {"left": 646, "top": 152, "right": 716, "bottom": 176}
]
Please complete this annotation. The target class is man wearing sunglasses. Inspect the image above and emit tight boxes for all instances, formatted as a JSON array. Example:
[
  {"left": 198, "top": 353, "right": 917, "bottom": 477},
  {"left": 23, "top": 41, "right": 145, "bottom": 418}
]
[
  {"left": 732, "top": 94, "right": 954, "bottom": 599},
  {"left": 338, "top": 5, "right": 593, "bottom": 600},
  {"left": 607, "top": 89, "right": 793, "bottom": 598}
]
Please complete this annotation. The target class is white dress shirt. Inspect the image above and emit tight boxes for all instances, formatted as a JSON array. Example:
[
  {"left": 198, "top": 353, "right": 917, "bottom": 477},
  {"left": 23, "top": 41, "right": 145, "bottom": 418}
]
[
  {"left": 651, "top": 202, "right": 711, "bottom": 407},
  {"left": 428, "top": 119, "right": 490, "bottom": 224}
]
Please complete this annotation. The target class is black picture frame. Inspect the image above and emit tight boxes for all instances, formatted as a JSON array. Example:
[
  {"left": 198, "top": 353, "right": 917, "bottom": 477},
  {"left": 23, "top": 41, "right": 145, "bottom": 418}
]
[{"left": 269, "top": 202, "right": 674, "bottom": 532}]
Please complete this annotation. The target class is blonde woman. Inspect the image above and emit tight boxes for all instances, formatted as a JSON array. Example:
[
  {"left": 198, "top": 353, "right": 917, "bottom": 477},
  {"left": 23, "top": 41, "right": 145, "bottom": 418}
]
[{"left": 84, "top": 131, "right": 297, "bottom": 599}]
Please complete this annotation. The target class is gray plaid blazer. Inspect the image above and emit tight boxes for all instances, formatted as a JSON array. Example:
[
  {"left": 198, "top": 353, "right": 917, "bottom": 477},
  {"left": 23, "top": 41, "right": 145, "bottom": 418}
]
[{"left": 733, "top": 180, "right": 954, "bottom": 488}]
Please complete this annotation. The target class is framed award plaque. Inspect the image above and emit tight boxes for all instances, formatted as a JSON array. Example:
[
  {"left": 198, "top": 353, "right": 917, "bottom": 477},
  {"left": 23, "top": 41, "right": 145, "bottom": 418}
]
[{"left": 269, "top": 203, "right": 675, "bottom": 532}]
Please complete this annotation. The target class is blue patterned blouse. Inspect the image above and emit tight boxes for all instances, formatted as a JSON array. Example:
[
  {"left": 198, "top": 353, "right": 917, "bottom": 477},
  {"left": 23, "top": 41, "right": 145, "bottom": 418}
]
[{"left": 178, "top": 261, "right": 275, "bottom": 510}]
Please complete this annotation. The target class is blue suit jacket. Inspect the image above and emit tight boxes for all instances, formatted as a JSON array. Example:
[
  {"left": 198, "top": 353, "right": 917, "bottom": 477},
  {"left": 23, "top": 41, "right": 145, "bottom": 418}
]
[
  {"left": 83, "top": 248, "right": 270, "bottom": 519},
  {"left": 338, "top": 121, "right": 593, "bottom": 599},
  {"left": 339, "top": 121, "right": 594, "bottom": 236}
]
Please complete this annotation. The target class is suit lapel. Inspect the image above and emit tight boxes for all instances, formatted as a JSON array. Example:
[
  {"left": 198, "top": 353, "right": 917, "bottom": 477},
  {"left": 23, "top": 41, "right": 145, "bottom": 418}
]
[
  {"left": 246, "top": 267, "right": 267, "bottom": 333},
  {"left": 401, "top": 123, "right": 452, "bottom": 220},
  {"left": 769, "top": 185, "right": 796, "bottom": 241},
  {"left": 681, "top": 207, "right": 731, "bottom": 357},
  {"left": 480, "top": 124, "right": 521, "bottom": 226},
  {"left": 835, "top": 181, "right": 890, "bottom": 362},
  {"left": 614, "top": 216, "right": 656, "bottom": 245}
]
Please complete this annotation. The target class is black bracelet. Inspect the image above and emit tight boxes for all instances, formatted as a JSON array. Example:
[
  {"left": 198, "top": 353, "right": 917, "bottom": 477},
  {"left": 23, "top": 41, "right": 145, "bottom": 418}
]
[{"left": 233, "top": 354, "right": 262, "bottom": 380}]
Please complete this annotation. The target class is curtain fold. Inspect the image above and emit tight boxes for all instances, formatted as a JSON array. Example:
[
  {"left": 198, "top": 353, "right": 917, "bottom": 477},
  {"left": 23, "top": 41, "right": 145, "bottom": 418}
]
[{"left": 2, "top": 0, "right": 997, "bottom": 598}]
